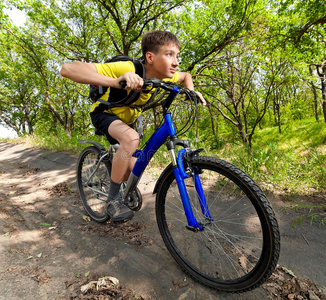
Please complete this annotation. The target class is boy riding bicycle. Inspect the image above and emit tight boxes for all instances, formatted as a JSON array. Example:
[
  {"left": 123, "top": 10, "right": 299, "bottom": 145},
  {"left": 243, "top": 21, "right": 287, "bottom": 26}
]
[{"left": 60, "top": 30, "right": 205, "bottom": 224}]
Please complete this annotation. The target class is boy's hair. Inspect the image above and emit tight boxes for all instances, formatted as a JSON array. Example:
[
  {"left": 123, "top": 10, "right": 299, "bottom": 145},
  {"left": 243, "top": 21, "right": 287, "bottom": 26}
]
[{"left": 141, "top": 30, "right": 180, "bottom": 58}]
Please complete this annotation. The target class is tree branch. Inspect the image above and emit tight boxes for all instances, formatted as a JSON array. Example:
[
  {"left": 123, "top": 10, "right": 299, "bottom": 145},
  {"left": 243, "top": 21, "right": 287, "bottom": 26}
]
[{"left": 295, "top": 15, "right": 326, "bottom": 44}]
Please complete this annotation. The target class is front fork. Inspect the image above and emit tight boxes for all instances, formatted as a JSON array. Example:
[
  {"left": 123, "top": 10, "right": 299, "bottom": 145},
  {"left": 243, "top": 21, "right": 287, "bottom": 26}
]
[{"left": 168, "top": 143, "right": 212, "bottom": 231}]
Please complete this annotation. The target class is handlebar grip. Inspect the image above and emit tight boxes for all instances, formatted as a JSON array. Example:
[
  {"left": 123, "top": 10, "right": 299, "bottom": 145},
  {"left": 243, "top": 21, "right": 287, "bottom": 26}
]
[{"left": 119, "top": 81, "right": 127, "bottom": 89}]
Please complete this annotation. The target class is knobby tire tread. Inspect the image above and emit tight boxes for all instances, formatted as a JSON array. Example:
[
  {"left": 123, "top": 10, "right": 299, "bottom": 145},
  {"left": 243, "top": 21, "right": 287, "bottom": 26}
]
[{"left": 155, "top": 155, "right": 280, "bottom": 292}]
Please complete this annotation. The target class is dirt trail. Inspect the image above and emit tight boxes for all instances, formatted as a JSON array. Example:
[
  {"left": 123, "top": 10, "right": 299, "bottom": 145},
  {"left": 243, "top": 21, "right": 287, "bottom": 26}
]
[{"left": 0, "top": 141, "right": 325, "bottom": 299}]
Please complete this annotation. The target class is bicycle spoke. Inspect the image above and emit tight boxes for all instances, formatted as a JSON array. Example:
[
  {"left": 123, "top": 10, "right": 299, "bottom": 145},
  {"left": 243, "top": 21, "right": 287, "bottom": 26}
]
[{"left": 77, "top": 147, "right": 111, "bottom": 222}]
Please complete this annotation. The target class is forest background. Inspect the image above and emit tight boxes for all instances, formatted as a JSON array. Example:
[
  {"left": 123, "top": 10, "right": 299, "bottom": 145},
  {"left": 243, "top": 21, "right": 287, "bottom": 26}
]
[{"left": 1, "top": 0, "right": 325, "bottom": 222}]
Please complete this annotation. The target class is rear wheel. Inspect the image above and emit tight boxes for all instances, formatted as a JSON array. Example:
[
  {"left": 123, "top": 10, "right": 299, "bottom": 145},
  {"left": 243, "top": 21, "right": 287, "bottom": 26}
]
[
  {"left": 156, "top": 155, "right": 280, "bottom": 292},
  {"left": 76, "top": 146, "right": 111, "bottom": 223}
]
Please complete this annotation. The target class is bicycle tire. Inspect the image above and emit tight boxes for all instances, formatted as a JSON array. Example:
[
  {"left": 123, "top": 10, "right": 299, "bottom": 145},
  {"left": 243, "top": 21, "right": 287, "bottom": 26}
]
[
  {"left": 76, "top": 146, "right": 111, "bottom": 223},
  {"left": 155, "top": 155, "right": 280, "bottom": 292}
]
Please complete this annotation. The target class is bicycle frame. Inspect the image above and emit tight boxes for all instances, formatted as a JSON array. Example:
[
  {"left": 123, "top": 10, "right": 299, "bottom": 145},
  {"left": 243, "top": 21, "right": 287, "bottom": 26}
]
[{"left": 123, "top": 89, "right": 205, "bottom": 230}]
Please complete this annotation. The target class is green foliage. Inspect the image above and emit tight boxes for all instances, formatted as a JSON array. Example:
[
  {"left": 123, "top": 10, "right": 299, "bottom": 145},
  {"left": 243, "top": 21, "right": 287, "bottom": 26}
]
[
  {"left": 25, "top": 115, "right": 107, "bottom": 154},
  {"left": 218, "top": 118, "right": 326, "bottom": 194}
]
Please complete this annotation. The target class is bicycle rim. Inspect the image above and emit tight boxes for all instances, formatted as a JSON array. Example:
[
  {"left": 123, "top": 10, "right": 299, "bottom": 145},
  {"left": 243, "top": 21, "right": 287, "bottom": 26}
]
[
  {"left": 156, "top": 156, "right": 280, "bottom": 292},
  {"left": 76, "top": 146, "right": 111, "bottom": 223}
]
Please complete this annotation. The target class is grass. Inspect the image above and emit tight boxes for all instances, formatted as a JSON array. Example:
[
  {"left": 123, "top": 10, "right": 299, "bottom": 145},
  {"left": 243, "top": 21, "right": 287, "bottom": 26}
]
[
  {"left": 1, "top": 128, "right": 109, "bottom": 156},
  {"left": 208, "top": 118, "right": 326, "bottom": 193}
]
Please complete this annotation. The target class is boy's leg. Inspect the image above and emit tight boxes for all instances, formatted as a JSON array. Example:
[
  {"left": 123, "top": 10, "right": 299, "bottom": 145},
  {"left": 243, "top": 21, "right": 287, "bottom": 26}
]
[
  {"left": 108, "top": 120, "right": 139, "bottom": 183},
  {"left": 106, "top": 120, "right": 139, "bottom": 223}
]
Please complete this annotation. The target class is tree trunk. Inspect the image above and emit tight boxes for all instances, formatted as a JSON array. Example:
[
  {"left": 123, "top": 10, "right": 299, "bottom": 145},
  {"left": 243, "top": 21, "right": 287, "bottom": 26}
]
[
  {"left": 45, "top": 94, "right": 65, "bottom": 127},
  {"left": 311, "top": 62, "right": 326, "bottom": 123},
  {"left": 275, "top": 102, "right": 282, "bottom": 134},
  {"left": 237, "top": 117, "right": 248, "bottom": 145},
  {"left": 207, "top": 104, "right": 216, "bottom": 136},
  {"left": 322, "top": 64, "right": 326, "bottom": 123},
  {"left": 310, "top": 81, "right": 319, "bottom": 121}
]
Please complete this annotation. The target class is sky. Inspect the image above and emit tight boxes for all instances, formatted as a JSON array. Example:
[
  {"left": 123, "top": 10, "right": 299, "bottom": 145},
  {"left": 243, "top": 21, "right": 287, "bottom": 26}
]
[
  {"left": 4, "top": 7, "right": 26, "bottom": 27},
  {"left": 1, "top": 7, "right": 27, "bottom": 138}
]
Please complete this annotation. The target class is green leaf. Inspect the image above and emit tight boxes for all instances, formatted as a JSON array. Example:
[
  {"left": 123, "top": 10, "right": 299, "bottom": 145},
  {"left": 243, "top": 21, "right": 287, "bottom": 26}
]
[
  {"left": 84, "top": 271, "right": 90, "bottom": 277},
  {"left": 40, "top": 223, "right": 52, "bottom": 227}
]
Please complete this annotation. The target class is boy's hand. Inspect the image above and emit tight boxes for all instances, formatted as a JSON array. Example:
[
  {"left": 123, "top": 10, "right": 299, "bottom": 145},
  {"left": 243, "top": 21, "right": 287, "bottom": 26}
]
[
  {"left": 194, "top": 91, "right": 206, "bottom": 106},
  {"left": 186, "top": 91, "right": 206, "bottom": 106},
  {"left": 177, "top": 72, "right": 206, "bottom": 106},
  {"left": 117, "top": 72, "right": 143, "bottom": 92}
]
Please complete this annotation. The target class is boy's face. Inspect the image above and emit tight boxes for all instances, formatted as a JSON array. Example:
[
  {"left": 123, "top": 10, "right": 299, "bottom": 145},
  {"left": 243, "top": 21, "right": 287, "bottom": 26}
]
[{"left": 146, "top": 43, "right": 180, "bottom": 79}]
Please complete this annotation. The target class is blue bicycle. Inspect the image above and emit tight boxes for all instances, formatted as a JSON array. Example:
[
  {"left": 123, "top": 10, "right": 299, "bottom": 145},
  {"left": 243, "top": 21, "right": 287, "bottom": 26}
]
[{"left": 76, "top": 79, "right": 280, "bottom": 292}]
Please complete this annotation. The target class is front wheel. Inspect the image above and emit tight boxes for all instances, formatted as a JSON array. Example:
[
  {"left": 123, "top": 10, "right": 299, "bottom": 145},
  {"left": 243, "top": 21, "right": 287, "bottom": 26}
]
[
  {"left": 155, "top": 156, "right": 280, "bottom": 292},
  {"left": 76, "top": 146, "right": 111, "bottom": 223}
]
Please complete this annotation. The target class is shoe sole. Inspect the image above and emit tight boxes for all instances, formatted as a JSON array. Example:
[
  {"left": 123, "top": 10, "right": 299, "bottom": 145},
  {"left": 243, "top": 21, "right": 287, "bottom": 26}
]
[
  {"left": 108, "top": 213, "right": 134, "bottom": 224},
  {"left": 112, "top": 218, "right": 132, "bottom": 225}
]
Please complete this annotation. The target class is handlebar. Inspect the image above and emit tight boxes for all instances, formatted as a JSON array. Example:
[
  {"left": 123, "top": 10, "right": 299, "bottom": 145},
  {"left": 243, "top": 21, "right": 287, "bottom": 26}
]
[
  {"left": 120, "top": 78, "right": 200, "bottom": 137},
  {"left": 119, "top": 78, "right": 178, "bottom": 91},
  {"left": 119, "top": 78, "right": 200, "bottom": 102}
]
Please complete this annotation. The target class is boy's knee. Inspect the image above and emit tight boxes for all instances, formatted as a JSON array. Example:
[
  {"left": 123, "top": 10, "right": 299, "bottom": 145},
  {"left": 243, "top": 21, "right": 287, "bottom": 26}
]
[
  {"left": 120, "top": 130, "right": 139, "bottom": 150},
  {"left": 129, "top": 135, "right": 140, "bottom": 150}
]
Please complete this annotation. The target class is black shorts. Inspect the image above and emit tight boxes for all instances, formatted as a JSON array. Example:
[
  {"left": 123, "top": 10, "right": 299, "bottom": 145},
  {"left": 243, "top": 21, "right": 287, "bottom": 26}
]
[{"left": 90, "top": 111, "right": 121, "bottom": 145}]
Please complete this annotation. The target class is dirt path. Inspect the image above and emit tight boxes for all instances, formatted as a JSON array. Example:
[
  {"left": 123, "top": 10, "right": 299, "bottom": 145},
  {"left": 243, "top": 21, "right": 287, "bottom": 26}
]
[{"left": 0, "top": 141, "right": 325, "bottom": 299}]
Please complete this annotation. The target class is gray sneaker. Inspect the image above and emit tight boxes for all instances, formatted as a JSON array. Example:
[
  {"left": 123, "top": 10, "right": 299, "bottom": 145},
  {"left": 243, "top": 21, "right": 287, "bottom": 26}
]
[{"left": 107, "top": 196, "right": 134, "bottom": 224}]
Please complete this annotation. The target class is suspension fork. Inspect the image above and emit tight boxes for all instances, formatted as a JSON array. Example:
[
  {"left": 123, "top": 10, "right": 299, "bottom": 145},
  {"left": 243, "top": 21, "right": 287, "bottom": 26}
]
[
  {"left": 193, "top": 170, "right": 213, "bottom": 220},
  {"left": 166, "top": 140, "right": 205, "bottom": 231},
  {"left": 176, "top": 148, "right": 213, "bottom": 228}
]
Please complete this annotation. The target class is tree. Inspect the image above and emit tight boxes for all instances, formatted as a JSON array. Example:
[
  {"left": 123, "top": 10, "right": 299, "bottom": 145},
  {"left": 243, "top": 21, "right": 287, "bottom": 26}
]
[
  {"left": 3, "top": 0, "right": 323, "bottom": 142},
  {"left": 272, "top": 0, "right": 326, "bottom": 122},
  {"left": 0, "top": 21, "right": 42, "bottom": 135},
  {"left": 309, "top": 61, "right": 326, "bottom": 122},
  {"left": 197, "top": 34, "right": 289, "bottom": 147},
  {"left": 96, "top": 0, "right": 185, "bottom": 56}
]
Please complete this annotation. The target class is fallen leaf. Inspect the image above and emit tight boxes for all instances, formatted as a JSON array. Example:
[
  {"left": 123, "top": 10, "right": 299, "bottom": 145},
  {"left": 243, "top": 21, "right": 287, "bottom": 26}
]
[
  {"left": 172, "top": 278, "right": 189, "bottom": 291},
  {"left": 26, "top": 255, "right": 33, "bottom": 260},
  {"left": 40, "top": 223, "right": 52, "bottom": 227},
  {"left": 282, "top": 267, "right": 296, "bottom": 278},
  {"left": 2, "top": 232, "right": 9, "bottom": 237},
  {"left": 82, "top": 215, "right": 90, "bottom": 222},
  {"left": 107, "top": 276, "right": 119, "bottom": 285},
  {"left": 31, "top": 268, "right": 50, "bottom": 284},
  {"left": 81, "top": 281, "right": 97, "bottom": 293}
]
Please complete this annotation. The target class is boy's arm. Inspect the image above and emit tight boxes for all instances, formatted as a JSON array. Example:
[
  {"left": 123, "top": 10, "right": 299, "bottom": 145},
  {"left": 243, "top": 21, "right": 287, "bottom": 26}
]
[
  {"left": 177, "top": 72, "right": 206, "bottom": 106},
  {"left": 60, "top": 61, "right": 143, "bottom": 90}
]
